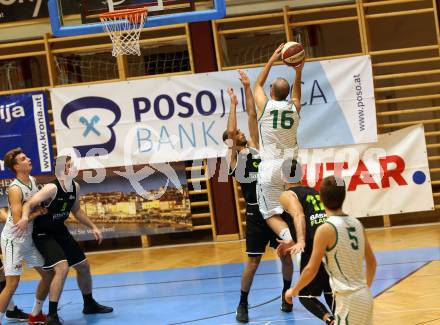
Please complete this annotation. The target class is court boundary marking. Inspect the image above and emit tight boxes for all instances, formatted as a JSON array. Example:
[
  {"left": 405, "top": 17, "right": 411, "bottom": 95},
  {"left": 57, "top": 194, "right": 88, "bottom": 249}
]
[{"left": 374, "top": 261, "right": 431, "bottom": 298}]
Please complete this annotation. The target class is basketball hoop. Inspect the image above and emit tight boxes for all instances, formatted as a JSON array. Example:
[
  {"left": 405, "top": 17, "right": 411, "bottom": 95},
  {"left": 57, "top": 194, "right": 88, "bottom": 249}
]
[{"left": 99, "top": 7, "right": 148, "bottom": 57}]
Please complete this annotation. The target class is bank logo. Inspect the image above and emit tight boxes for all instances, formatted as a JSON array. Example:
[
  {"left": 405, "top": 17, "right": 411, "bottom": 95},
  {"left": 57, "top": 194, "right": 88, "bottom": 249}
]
[
  {"left": 80, "top": 115, "right": 101, "bottom": 138},
  {"left": 61, "top": 97, "right": 121, "bottom": 156}
]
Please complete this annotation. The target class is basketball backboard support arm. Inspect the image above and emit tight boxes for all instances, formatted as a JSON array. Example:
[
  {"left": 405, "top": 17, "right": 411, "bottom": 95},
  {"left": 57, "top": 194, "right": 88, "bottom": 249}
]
[{"left": 48, "top": 0, "right": 226, "bottom": 37}]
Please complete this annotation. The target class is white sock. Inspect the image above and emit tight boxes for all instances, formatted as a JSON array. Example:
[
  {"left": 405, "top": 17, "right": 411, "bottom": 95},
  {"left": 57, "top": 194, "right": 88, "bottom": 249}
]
[
  {"left": 31, "top": 299, "right": 44, "bottom": 316},
  {"left": 7, "top": 299, "right": 15, "bottom": 312}
]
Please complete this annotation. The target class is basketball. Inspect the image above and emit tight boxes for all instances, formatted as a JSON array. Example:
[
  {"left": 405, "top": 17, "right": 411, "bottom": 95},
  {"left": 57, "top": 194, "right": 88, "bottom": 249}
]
[{"left": 281, "top": 42, "right": 305, "bottom": 67}]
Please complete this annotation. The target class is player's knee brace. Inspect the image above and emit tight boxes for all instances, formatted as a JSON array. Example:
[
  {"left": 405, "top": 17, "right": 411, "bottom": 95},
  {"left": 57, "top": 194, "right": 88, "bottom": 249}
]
[{"left": 299, "top": 297, "right": 331, "bottom": 320}]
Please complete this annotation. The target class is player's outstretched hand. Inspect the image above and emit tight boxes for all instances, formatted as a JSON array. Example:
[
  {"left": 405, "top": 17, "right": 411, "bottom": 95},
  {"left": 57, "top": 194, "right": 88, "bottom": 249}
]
[
  {"left": 287, "top": 241, "right": 305, "bottom": 255},
  {"left": 238, "top": 70, "right": 250, "bottom": 87},
  {"left": 284, "top": 288, "right": 298, "bottom": 304},
  {"left": 270, "top": 43, "right": 285, "bottom": 63},
  {"left": 294, "top": 59, "right": 305, "bottom": 71},
  {"left": 276, "top": 238, "right": 294, "bottom": 257},
  {"left": 227, "top": 87, "right": 238, "bottom": 106},
  {"left": 92, "top": 226, "right": 103, "bottom": 244}
]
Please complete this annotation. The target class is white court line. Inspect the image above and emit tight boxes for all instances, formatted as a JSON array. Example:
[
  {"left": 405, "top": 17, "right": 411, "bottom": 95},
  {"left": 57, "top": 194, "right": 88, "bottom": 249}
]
[
  {"left": 375, "top": 307, "right": 440, "bottom": 314},
  {"left": 218, "top": 316, "right": 315, "bottom": 325}
]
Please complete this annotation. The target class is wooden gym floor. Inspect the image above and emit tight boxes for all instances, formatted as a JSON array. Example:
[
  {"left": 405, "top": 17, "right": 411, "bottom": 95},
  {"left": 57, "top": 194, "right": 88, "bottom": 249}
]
[{"left": 14, "top": 223, "right": 440, "bottom": 324}]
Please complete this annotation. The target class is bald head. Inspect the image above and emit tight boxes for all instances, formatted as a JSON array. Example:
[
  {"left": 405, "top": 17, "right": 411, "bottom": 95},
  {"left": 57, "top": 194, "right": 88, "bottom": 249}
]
[{"left": 271, "top": 78, "right": 290, "bottom": 101}]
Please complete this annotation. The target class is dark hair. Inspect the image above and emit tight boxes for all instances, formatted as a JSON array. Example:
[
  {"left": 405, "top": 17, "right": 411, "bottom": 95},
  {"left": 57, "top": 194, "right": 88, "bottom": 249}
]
[
  {"left": 272, "top": 78, "right": 290, "bottom": 100},
  {"left": 3, "top": 147, "right": 23, "bottom": 173},
  {"left": 281, "top": 158, "right": 302, "bottom": 183},
  {"left": 222, "top": 130, "right": 229, "bottom": 142},
  {"left": 319, "top": 176, "right": 346, "bottom": 210}
]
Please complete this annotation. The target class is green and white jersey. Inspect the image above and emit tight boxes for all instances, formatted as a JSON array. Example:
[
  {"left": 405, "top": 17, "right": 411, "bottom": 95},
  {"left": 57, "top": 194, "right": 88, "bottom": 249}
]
[
  {"left": 258, "top": 99, "right": 299, "bottom": 161},
  {"left": 3, "top": 177, "right": 38, "bottom": 238},
  {"left": 324, "top": 215, "right": 367, "bottom": 294}
]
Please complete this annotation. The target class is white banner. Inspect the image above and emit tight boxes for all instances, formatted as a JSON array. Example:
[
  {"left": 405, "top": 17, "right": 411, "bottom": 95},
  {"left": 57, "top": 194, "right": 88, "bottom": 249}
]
[
  {"left": 50, "top": 55, "right": 377, "bottom": 169},
  {"left": 299, "top": 124, "right": 434, "bottom": 217}
]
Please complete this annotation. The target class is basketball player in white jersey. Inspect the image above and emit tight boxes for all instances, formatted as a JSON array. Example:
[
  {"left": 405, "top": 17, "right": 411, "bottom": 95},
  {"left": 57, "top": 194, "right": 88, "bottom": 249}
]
[
  {"left": 223, "top": 71, "right": 296, "bottom": 322},
  {"left": 0, "top": 207, "right": 33, "bottom": 323},
  {"left": 253, "top": 43, "right": 305, "bottom": 247},
  {"left": 285, "top": 176, "right": 377, "bottom": 324},
  {"left": 0, "top": 148, "right": 54, "bottom": 325}
]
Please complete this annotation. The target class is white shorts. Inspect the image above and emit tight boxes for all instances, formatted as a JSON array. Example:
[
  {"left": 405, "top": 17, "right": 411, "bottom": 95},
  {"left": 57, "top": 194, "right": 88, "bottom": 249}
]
[
  {"left": 256, "top": 159, "right": 286, "bottom": 219},
  {"left": 1, "top": 235, "right": 44, "bottom": 276},
  {"left": 335, "top": 288, "right": 373, "bottom": 325}
]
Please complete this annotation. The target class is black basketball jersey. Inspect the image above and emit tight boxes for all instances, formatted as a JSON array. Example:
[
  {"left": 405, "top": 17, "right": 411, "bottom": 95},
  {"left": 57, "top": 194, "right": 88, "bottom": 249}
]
[
  {"left": 230, "top": 147, "right": 260, "bottom": 204},
  {"left": 283, "top": 186, "right": 327, "bottom": 244},
  {"left": 34, "top": 178, "right": 77, "bottom": 232}
]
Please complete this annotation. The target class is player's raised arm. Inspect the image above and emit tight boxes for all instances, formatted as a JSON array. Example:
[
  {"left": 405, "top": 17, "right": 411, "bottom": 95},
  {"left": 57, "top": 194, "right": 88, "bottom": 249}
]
[
  {"left": 224, "top": 88, "right": 239, "bottom": 170},
  {"left": 238, "top": 70, "right": 258, "bottom": 148},
  {"left": 364, "top": 229, "right": 377, "bottom": 287},
  {"left": 279, "top": 190, "right": 306, "bottom": 254},
  {"left": 254, "top": 44, "right": 284, "bottom": 116},
  {"left": 292, "top": 60, "right": 304, "bottom": 114}
]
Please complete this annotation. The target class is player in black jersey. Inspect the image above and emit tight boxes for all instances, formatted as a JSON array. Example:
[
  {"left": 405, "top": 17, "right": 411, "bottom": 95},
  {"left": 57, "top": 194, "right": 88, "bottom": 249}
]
[
  {"left": 16, "top": 156, "right": 113, "bottom": 325},
  {"left": 278, "top": 160, "right": 334, "bottom": 324},
  {"left": 223, "top": 71, "right": 304, "bottom": 323}
]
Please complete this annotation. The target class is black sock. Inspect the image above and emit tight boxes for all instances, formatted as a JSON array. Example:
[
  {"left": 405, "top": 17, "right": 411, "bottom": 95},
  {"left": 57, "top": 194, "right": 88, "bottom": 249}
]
[
  {"left": 0, "top": 280, "right": 6, "bottom": 292},
  {"left": 49, "top": 301, "right": 58, "bottom": 315},
  {"left": 83, "top": 293, "right": 95, "bottom": 305},
  {"left": 239, "top": 290, "right": 249, "bottom": 305},
  {"left": 282, "top": 279, "right": 292, "bottom": 294}
]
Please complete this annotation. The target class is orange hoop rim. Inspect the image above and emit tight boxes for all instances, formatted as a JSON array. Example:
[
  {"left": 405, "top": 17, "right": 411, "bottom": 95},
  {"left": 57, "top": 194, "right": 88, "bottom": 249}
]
[{"left": 99, "top": 7, "right": 148, "bottom": 20}]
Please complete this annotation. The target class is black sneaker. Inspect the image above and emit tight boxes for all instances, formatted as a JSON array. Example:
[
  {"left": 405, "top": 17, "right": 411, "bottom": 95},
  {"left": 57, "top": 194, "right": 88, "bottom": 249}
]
[
  {"left": 45, "top": 314, "right": 62, "bottom": 325},
  {"left": 280, "top": 294, "right": 293, "bottom": 313},
  {"left": 83, "top": 301, "right": 113, "bottom": 314},
  {"left": 5, "top": 306, "right": 29, "bottom": 321},
  {"left": 235, "top": 304, "right": 249, "bottom": 323}
]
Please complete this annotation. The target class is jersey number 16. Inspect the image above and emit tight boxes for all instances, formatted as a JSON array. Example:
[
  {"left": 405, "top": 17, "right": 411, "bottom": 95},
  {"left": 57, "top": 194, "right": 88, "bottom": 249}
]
[{"left": 270, "top": 110, "right": 294, "bottom": 129}]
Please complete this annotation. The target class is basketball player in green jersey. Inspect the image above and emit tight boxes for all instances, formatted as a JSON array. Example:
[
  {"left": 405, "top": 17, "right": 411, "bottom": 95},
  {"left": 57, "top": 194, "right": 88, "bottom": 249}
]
[
  {"left": 0, "top": 148, "right": 54, "bottom": 325},
  {"left": 285, "top": 176, "right": 377, "bottom": 325},
  {"left": 224, "top": 71, "right": 299, "bottom": 323},
  {"left": 0, "top": 208, "right": 30, "bottom": 322},
  {"left": 253, "top": 43, "right": 305, "bottom": 251}
]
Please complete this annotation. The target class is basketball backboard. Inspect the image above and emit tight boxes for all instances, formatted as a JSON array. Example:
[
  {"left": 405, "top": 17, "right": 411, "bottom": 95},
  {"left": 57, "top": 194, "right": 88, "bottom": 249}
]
[{"left": 49, "top": 0, "right": 226, "bottom": 37}]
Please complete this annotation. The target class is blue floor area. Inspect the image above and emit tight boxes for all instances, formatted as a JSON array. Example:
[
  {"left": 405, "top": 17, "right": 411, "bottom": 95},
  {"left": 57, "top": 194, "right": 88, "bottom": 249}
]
[{"left": 9, "top": 246, "right": 440, "bottom": 325}]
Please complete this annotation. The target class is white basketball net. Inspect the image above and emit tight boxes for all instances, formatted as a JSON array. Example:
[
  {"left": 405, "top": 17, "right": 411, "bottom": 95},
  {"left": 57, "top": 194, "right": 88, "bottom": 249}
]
[{"left": 100, "top": 9, "right": 147, "bottom": 57}]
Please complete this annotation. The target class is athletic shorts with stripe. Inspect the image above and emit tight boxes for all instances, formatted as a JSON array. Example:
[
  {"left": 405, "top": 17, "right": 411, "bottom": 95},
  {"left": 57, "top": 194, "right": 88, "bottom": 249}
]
[
  {"left": 334, "top": 287, "right": 373, "bottom": 325},
  {"left": 1, "top": 234, "right": 44, "bottom": 276},
  {"left": 32, "top": 229, "right": 86, "bottom": 269}
]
